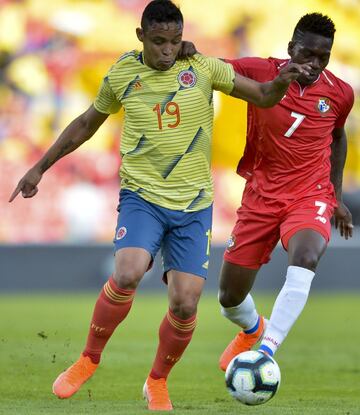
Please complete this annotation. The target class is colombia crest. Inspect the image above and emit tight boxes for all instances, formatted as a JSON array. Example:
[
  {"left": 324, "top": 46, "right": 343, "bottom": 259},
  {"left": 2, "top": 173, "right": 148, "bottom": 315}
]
[{"left": 178, "top": 69, "right": 197, "bottom": 88}]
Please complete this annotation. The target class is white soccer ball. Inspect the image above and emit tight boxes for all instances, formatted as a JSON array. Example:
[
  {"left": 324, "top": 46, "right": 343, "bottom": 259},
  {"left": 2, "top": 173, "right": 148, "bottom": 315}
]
[{"left": 225, "top": 350, "right": 281, "bottom": 405}]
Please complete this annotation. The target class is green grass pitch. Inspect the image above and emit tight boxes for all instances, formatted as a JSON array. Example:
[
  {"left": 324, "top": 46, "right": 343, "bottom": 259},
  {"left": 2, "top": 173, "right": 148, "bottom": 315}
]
[{"left": 0, "top": 293, "right": 359, "bottom": 414}]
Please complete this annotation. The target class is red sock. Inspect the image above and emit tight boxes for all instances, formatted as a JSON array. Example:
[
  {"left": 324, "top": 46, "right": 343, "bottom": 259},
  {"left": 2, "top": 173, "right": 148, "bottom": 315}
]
[
  {"left": 150, "top": 309, "right": 197, "bottom": 380},
  {"left": 83, "top": 276, "right": 135, "bottom": 363}
]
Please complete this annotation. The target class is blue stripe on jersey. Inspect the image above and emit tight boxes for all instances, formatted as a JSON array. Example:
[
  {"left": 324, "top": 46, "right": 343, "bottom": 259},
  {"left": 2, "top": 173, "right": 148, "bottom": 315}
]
[
  {"left": 117, "top": 50, "right": 136, "bottom": 62},
  {"left": 186, "top": 127, "right": 203, "bottom": 154},
  {"left": 186, "top": 189, "right": 206, "bottom": 210},
  {"left": 209, "top": 92, "right": 213, "bottom": 105},
  {"left": 122, "top": 75, "right": 141, "bottom": 100},
  {"left": 162, "top": 155, "right": 183, "bottom": 179},
  {"left": 128, "top": 135, "right": 147, "bottom": 155}
]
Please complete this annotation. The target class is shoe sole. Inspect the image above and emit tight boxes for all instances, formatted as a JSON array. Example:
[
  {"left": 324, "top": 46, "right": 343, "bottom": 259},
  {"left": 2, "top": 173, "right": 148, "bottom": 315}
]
[{"left": 142, "top": 382, "right": 148, "bottom": 402}]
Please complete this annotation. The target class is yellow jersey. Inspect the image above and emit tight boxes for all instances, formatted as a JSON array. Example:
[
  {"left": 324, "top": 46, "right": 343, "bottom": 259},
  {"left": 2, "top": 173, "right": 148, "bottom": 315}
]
[{"left": 94, "top": 51, "right": 235, "bottom": 211}]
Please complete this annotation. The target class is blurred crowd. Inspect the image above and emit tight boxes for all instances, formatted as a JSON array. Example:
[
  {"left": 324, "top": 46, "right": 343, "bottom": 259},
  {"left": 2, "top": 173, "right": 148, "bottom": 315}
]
[{"left": 1, "top": 0, "right": 359, "bottom": 243}]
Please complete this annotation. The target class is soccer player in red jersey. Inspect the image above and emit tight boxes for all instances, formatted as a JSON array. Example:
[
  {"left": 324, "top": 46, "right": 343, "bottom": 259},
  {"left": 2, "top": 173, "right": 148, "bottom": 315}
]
[
  {"left": 9, "top": 1, "right": 310, "bottom": 410},
  {"left": 218, "top": 13, "right": 354, "bottom": 370}
]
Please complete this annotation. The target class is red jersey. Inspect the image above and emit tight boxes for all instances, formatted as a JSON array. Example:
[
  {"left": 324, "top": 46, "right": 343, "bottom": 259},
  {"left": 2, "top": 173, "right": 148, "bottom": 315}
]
[{"left": 226, "top": 57, "right": 354, "bottom": 200}]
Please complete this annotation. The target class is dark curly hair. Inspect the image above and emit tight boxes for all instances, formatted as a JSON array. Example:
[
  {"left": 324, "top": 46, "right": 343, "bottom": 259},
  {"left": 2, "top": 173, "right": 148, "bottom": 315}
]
[
  {"left": 293, "top": 13, "right": 336, "bottom": 41},
  {"left": 141, "top": 0, "right": 183, "bottom": 31}
]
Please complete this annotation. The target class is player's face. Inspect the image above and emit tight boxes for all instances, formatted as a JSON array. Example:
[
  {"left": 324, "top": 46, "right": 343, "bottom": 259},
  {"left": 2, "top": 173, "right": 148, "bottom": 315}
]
[
  {"left": 136, "top": 22, "right": 183, "bottom": 71},
  {"left": 288, "top": 32, "right": 333, "bottom": 86}
]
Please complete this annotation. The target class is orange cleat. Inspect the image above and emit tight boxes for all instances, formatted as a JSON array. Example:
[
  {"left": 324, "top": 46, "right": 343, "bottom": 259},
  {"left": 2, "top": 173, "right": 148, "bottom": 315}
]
[
  {"left": 143, "top": 376, "right": 173, "bottom": 411},
  {"left": 52, "top": 354, "right": 98, "bottom": 399},
  {"left": 219, "top": 316, "right": 266, "bottom": 372}
]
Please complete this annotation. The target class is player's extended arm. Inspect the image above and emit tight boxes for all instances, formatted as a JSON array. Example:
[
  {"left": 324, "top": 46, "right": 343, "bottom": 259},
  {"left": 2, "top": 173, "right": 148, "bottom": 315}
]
[
  {"left": 9, "top": 105, "right": 109, "bottom": 202},
  {"left": 230, "top": 63, "right": 311, "bottom": 107},
  {"left": 330, "top": 127, "right": 353, "bottom": 239}
]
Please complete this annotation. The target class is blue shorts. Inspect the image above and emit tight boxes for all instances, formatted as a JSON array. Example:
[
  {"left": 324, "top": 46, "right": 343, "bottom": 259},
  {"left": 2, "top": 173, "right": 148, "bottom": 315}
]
[{"left": 113, "top": 190, "right": 212, "bottom": 279}]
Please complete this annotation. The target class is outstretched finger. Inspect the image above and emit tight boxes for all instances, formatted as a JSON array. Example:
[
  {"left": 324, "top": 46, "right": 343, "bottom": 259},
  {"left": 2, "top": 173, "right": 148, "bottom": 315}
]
[
  {"left": 9, "top": 185, "right": 22, "bottom": 203},
  {"left": 23, "top": 187, "right": 38, "bottom": 198}
]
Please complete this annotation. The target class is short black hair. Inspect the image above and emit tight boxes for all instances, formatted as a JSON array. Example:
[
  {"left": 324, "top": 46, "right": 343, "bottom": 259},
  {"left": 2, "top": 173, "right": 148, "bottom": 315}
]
[
  {"left": 141, "top": 0, "right": 183, "bottom": 31},
  {"left": 293, "top": 13, "right": 336, "bottom": 41}
]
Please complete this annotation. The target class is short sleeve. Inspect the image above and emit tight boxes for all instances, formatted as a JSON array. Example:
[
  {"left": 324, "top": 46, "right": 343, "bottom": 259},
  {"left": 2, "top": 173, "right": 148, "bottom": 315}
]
[
  {"left": 335, "top": 84, "right": 354, "bottom": 128},
  {"left": 94, "top": 76, "right": 122, "bottom": 114},
  {"left": 205, "top": 56, "right": 235, "bottom": 95},
  {"left": 225, "top": 57, "right": 276, "bottom": 81}
]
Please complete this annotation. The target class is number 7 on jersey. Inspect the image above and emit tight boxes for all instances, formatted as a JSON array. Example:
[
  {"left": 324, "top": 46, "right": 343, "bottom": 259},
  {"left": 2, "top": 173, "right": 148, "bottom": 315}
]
[{"left": 284, "top": 112, "right": 306, "bottom": 138}]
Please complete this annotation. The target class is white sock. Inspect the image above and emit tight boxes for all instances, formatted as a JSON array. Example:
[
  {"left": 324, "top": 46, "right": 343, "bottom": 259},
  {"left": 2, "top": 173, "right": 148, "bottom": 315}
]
[
  {"left": 259, "top": 265, "right": 315, "bottom": 356},
  {"left": 220, "top": 294, "right": 259, "bottom": 330}
]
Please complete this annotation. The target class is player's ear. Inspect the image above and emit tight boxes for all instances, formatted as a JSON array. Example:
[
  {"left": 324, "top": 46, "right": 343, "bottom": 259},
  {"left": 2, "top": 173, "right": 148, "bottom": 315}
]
[
  {"left": 136, "top": 27, "right": 144, "bottom": 42},
  {"left": 288, "top": 41, "right": 295, "bottom": 56}
]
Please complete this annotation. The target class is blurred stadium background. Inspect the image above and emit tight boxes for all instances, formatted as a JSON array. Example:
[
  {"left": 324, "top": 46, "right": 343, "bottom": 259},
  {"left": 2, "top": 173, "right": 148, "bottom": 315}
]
[{"left": 0, "top": 0, "right": 359, "bottom": 292}]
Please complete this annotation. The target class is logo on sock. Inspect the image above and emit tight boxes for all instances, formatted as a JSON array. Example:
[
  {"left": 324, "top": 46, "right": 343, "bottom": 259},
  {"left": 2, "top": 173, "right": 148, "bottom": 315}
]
[
  {"left": 116, "top": 226, "right": 127, "bottom": 240},
  {"left": 91, "top": 323, "right": 105, "bottom": 333},
  {"left": 263, "top": 336, "right": 280, "bottom": 347},
  {"left": 166, "top": 355, "right": 180, "bottom": 363}
]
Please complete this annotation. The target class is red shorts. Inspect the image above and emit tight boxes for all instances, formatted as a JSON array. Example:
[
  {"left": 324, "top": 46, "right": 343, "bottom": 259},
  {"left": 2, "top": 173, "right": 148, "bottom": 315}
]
[{"left": 224, "top": 184, "right": 336, "bottom": 269}]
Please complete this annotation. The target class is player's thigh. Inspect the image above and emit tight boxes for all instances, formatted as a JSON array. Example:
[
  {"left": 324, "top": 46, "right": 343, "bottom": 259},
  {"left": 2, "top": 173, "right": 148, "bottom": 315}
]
[
  {"left": 280, "top": 195, "right": 334, "bottom": 251},
  {"left": 113, "top": 190, "right": 165, "bottom": 284},
  {"left": 224, "top": 186, "right": 281, "bottom": 269},
  {"left": 167, "top": 270, "right": 205, "bottom": 318},
  {"left": 162, "top": 204, "right": 213, "bottom": 280}
]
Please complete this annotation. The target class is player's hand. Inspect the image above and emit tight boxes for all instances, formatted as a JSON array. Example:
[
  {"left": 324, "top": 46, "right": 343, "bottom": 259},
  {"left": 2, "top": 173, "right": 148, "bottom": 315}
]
[
  {"left": 9, "top": 166, "right": 43, "bottom": 202},
  {"left": 277, "top": 63, "right": 311, "bottom": 84},
  {"left": 178, "top": 40, "right": 197, "bottom": 58},
  {"left": 334, "top": 201, "right": 353, "bottom": 239}
]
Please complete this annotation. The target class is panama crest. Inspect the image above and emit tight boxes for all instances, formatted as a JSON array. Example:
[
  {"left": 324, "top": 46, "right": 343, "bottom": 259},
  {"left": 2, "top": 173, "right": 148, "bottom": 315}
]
[
  {"left": 317, "top": 97, "right": 331, "bottom": 114},
  {"left": 226, "top": 235, "right": 236, "bottom": 250}
]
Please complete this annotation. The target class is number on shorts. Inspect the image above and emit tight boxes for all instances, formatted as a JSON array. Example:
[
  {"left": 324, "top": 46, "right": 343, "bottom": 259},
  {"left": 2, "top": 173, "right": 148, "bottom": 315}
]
[
  {"left": 284, "top": 112, "right": 306, "bottom": 137},
  {"left": 315, "top": 201, "right": 327, "bottom": 215},
  {"left": 205, "top": 229, "right": 212, "bottom": 256}
]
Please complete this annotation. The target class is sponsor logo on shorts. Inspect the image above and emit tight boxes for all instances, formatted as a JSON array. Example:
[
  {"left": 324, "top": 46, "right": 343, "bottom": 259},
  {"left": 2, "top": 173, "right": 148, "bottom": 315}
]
[
  {"left": 178, "top": 69, "right": 197, "bottom": 88},
  {"left": 316, "top": 97, "right": 331, "bottom": 114},
  {"left": 315, "top": 215, "right": 327, "bottom": 224},
  {"left": 226, "top": 234, "right": 236, "bottom": 251},
  {"left": 116, "top": 226, "right": 127, "bottom": 240},
  {"left": 202, "top": 260, "right": 209, "bottom": 270}
]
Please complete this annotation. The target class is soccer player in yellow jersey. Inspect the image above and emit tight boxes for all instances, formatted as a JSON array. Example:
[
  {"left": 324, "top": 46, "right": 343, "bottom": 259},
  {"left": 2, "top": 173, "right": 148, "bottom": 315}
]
[{"left": 9, "top": 0, "right": 310, "bottom": 411}]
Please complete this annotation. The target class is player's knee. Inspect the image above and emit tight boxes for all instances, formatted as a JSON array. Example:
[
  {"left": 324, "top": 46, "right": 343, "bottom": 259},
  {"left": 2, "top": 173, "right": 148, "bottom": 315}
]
[
  {"left": 113, "top": 266, "right": 144, "bottom": 290},
  {"left": 291, "top": 249, "right": 319, "bottom": 271},
  {"left": 218, "top": 288, "right": 246, "bottom": 308},
  {"left": 170, "top": 296, "right": 198, "bottom": 319}
]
